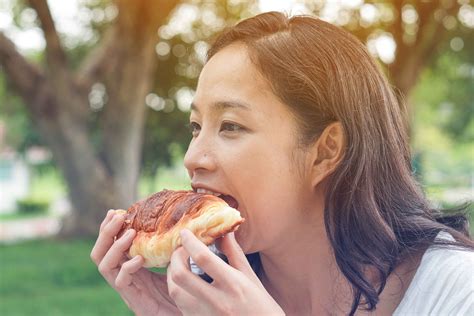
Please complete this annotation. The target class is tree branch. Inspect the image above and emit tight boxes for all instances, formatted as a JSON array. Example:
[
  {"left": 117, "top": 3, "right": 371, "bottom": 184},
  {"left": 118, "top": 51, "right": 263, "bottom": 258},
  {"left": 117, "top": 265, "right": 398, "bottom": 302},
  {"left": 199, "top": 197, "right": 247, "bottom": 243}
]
[
  {"left": 76, "top": 25, "right": 119, "bottom": 90},
  {"left": 27, "top": 0, "right": 68, "bottom": 73},
  {"left": 0, "top": 32, "right": 45, "bottom": 106},
  {"left": 416, "top": 1, "right": 460, "bottom": 62},
  {"left": 388, "top": 1, "right": 460, "bottom": 97},
  {"left": 76, "top": 0, "right": 180, "bottom": 91}
]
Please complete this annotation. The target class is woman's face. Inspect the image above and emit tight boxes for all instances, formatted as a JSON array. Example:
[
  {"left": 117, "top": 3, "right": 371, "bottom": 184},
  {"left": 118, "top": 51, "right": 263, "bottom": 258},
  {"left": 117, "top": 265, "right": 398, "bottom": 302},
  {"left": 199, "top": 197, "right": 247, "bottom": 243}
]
[{"left": 184, "top": 44, "right": 315, "bottom": 253}]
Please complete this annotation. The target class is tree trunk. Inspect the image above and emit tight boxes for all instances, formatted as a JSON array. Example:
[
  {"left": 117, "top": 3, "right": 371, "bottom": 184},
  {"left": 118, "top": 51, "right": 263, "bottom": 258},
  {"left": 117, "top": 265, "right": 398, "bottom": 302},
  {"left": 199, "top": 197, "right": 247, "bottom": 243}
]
[
  {"left": 0, "top": 0, "right": 179, "bottom": 237},
  {"left": 387, "top": 0, "right": 459, "bottom": 99}
]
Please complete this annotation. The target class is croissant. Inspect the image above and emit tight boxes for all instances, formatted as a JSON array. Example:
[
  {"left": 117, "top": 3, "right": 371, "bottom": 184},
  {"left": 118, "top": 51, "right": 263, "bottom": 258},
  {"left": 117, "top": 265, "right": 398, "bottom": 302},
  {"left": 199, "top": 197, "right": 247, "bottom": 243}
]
[{"left": 115, "top": 190, "right": 244, "bottom": 268}]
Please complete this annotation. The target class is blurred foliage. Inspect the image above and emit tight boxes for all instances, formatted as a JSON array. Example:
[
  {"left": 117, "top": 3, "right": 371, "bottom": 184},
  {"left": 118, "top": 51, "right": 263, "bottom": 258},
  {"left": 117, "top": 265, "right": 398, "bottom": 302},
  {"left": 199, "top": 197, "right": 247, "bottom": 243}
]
[
  {"left": 0, "top": 71, "right": 43, "bottom": 153},
  {"left": 427, "top": 37, "right": 473, "bottom": 142},
  {"left": 141, "top": 0, "right": 258, "bottom": 177},
  {"left": 140, "top": 109, "right": 191, "bottom": 178},
  {"left": 16, "top": 197, "right": 49, "bottom": 214},
  {"left": 411, "top": 26, "right": 473, "bottom": 189}
]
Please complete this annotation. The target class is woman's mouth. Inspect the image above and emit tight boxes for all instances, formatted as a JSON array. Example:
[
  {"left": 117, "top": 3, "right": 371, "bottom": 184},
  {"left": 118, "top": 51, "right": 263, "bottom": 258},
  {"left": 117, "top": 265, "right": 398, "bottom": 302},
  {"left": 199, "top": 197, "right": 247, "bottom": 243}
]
[
  {"left": 219, "top": 194, "right": 239, "bottom": 209},
  {"left": 195, "top": 188, "right": 240, "bottom": 210}
]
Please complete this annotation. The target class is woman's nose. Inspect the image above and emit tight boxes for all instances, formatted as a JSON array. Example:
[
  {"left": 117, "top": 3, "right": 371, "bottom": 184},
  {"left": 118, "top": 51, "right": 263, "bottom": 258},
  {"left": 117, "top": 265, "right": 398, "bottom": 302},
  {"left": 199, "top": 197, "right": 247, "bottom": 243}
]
[{"left": 184, "top": 137, "right": 216, "bottom": 175}]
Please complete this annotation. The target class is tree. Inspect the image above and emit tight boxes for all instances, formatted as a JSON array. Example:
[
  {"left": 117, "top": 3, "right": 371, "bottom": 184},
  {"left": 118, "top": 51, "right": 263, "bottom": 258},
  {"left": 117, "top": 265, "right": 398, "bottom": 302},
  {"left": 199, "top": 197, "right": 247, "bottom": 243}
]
[
  {"left": 0, "top": 0, "right": 179, "bottom": 236},
  {"left": 303, "top": 0, "right": 473, "bottom": 99}
]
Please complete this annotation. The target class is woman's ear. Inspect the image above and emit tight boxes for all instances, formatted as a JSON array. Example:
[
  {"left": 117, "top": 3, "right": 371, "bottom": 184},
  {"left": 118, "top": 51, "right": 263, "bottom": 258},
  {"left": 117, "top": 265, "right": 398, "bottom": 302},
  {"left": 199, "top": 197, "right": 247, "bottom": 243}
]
[{"left": 309, "top": 122, "right": 345, "bottom": 187}]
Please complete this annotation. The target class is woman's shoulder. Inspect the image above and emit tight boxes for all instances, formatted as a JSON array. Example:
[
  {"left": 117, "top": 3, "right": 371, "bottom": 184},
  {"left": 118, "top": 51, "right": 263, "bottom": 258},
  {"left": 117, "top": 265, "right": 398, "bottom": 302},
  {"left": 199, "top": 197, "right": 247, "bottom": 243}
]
[{"left": 394, "top": 232, "right": 474, "bottom": 315}]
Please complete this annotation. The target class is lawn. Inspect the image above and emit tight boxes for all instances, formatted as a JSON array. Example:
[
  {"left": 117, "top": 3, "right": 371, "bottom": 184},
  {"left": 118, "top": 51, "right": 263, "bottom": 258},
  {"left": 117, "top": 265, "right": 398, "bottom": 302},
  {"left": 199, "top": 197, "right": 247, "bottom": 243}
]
[{"left": 0, "top": 238, "right": 134, "bottom": 316}]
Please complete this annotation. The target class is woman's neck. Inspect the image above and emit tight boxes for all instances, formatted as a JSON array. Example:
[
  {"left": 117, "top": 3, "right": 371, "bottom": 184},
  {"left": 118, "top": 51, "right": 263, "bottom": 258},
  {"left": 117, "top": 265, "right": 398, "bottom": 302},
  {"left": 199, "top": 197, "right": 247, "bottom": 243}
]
[{"left": 257, "top": 217, "right": 354, "bottom": 315}]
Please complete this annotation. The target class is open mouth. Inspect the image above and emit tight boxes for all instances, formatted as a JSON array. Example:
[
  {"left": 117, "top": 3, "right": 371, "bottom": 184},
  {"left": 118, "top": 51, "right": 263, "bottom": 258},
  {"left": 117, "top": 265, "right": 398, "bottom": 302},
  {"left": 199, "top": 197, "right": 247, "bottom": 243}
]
[
  {"left": 195, "top": 188, "right": 240, "bottom": 210},
  {"left": 219, "top": 194, "right": 239, "bottom": 209}
]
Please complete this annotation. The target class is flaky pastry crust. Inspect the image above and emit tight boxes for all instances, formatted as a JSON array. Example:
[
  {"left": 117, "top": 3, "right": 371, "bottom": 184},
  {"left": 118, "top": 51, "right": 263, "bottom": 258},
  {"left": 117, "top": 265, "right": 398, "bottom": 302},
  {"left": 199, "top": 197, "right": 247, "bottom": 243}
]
[{"left": 116, "top": 190, "right": 244, "bottom": 267}]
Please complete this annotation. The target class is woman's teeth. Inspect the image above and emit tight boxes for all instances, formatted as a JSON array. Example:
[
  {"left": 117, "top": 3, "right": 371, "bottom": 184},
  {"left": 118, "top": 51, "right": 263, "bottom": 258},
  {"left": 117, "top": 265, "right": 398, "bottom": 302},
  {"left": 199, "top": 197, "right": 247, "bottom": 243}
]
[{"left": 196, "top": 188, "right": 222, "bottom": 196}]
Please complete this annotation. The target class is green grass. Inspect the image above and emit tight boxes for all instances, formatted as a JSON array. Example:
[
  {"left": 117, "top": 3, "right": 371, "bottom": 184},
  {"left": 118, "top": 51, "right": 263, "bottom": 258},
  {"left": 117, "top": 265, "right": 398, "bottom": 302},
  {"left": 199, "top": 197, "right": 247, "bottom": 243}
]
[
  {"left": 0, "top": 238, "right": 133, "bottom": 316},
  {"left": 0, "top": 211, "right": 51, "bottom": 221}
]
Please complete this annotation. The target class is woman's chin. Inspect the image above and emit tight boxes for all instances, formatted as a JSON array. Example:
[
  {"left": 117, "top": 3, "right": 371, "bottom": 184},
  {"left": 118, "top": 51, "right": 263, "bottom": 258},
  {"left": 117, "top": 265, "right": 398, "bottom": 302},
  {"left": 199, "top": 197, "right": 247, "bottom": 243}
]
[{"left": 235, "top": 228, "right": 254, "bottom": 254}]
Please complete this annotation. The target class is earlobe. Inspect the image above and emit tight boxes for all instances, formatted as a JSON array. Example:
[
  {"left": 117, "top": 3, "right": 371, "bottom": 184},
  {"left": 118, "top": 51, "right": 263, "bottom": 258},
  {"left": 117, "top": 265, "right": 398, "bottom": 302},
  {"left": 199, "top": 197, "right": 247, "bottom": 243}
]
[{"left": 310, "top": 122, "right": 345, "bottom": 187}]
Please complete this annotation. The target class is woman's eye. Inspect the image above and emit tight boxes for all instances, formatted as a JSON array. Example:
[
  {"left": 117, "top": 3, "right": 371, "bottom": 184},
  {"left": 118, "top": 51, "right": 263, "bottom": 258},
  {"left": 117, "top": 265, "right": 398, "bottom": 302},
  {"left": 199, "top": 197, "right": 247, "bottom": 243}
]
[
  {"left": 220, "top": 122, "right": 243, "bottom": 133},
  {"left": 188, "top": 122, "right": 201, "bottom": 137}
]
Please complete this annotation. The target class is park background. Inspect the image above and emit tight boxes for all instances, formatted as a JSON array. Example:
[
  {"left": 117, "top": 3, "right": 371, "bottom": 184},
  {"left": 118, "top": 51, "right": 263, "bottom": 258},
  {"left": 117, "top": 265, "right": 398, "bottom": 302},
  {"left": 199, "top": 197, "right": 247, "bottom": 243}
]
[{"left": 0, "top": 0, "right": 472, "bottom": 315}]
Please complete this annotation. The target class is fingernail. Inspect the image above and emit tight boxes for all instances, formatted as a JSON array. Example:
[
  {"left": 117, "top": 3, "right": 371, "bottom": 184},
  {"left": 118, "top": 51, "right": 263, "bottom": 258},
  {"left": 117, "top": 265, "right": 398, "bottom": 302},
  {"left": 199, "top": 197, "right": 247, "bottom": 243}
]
[{"left": 126, "top": 229, "right": 135, "bottom": 237}]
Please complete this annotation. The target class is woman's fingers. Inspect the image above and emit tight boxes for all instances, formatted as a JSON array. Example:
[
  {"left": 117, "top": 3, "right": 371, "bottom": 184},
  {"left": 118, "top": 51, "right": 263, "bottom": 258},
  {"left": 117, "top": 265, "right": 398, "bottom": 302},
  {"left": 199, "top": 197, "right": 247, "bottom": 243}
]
[
  {"left": 99, "top": 209, "right": 116, "bottom": 232},
  {"left": 167, "top": 271, "right": 200, "bottom": 312},
  {"left": 219, "top": 232, "right": 258, "bottom": 279},
  {"left": 98, "top": 229, "right": 136, "bottom": 284},
  {"left": 115, "top": 255, "right": 144, "bottom": 289},
  {"left": 90, "top": 212, "right": 125, "bottom": 265},
  {"left": 168, "top": 246, "right": 216, "bottom": 301},
  {"left": 179, "top": 229, "right": 232, "bottom": 282},
  {"left": 168, "top": 247, "right": 221, "bottom": 314}
]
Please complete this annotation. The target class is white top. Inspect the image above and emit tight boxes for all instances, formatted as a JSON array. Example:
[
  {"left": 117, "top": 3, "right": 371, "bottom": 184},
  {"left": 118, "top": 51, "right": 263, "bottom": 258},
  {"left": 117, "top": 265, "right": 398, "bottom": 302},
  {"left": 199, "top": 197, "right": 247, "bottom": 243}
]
[{"left": 394, "top": 233, "right": 474, "bottom": 315}]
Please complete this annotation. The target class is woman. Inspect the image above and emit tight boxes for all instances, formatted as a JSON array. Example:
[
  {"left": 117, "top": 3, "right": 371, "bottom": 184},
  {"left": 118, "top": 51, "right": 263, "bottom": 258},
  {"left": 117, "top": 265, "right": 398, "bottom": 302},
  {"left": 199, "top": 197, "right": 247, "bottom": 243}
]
[{"left": 90, "top": 12, "right": 474, "bottom": 315}]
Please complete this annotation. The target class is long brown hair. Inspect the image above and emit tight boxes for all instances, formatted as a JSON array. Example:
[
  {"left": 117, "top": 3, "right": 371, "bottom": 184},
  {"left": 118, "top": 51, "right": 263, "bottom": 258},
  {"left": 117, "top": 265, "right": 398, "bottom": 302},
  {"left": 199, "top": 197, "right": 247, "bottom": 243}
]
[{"left": 206, "top": 11, "right": 473, "bottom": 314}]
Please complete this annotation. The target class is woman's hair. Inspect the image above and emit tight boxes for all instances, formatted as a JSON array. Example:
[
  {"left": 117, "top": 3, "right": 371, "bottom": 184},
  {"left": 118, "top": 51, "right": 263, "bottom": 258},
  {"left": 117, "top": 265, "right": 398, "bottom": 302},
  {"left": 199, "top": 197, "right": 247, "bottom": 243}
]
[{"left": 206, "top": 11, "right": 473, "bottom": 314}]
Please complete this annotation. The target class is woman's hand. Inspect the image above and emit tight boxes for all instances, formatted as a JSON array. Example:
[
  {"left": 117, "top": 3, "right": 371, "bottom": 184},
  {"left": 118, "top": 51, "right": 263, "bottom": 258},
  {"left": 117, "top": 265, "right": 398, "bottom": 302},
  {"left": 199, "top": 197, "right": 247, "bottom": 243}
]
[
  {"left": 167, "top": 229, "right": 285, "bottom": 315},
  {"left": 90, "top": 210, "right": 179, "bottom": 316}
]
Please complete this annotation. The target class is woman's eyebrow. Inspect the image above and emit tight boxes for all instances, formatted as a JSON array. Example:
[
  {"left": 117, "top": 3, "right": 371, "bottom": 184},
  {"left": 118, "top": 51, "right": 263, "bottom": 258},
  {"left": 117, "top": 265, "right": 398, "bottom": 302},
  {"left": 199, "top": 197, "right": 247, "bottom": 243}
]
[{"left": 190, "top": 100, "right": 251, "bottom": 113}]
